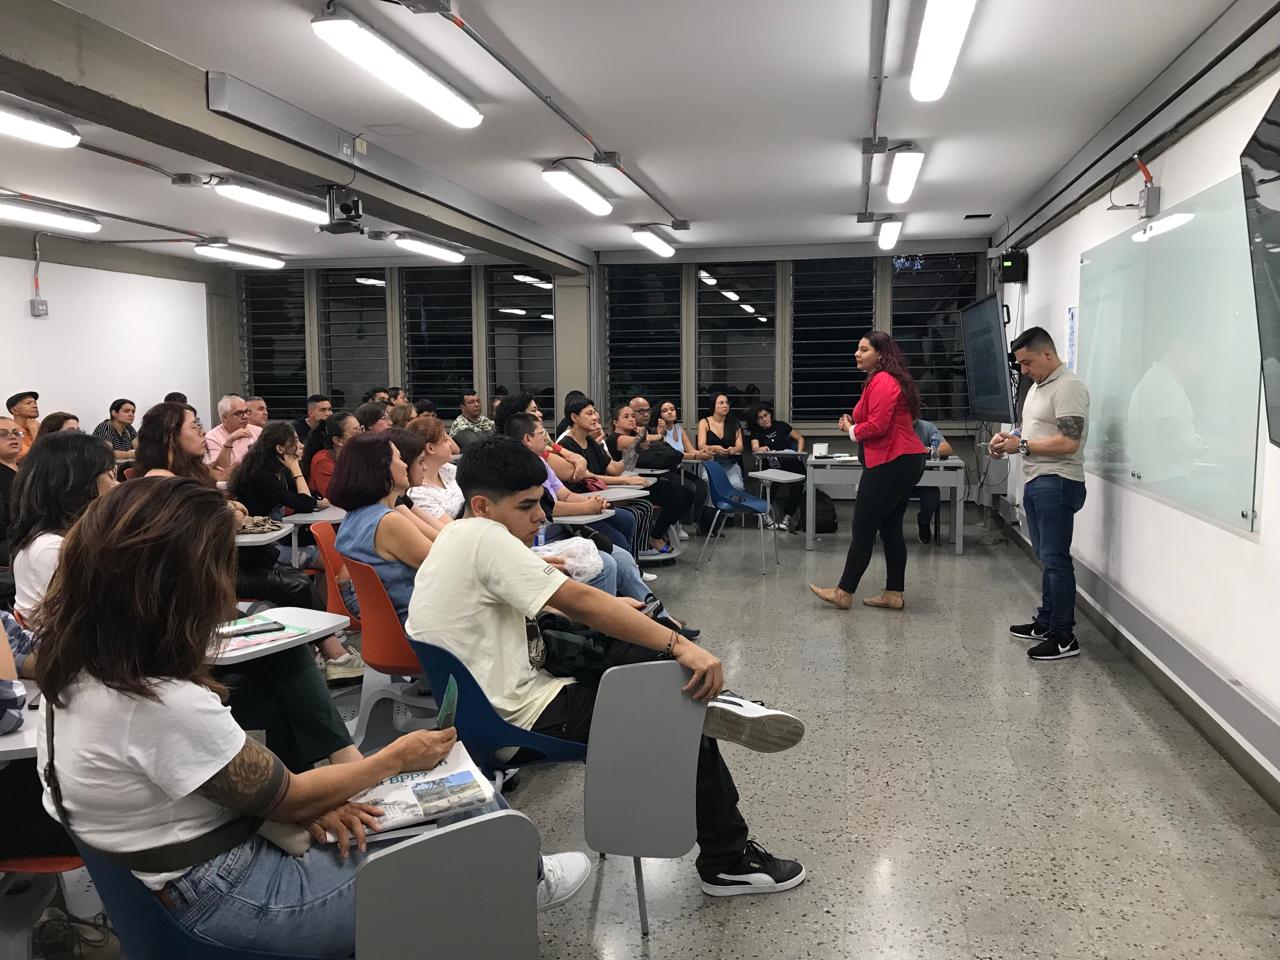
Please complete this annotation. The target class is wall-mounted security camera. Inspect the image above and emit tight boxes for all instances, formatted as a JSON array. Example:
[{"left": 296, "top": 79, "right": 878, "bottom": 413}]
[{"left": 319, "top": 186, "right": 364, "bottom": 235}]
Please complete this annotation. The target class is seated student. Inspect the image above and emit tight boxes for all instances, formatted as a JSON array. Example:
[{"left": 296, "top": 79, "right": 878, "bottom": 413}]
[
  {"left": 36, "top": 478, "right": 588, "bottom": 957},
  {"left": 246, "top": 397, "right": 270, "bottom": 429},
  {"left": 448, "top": 388, "right": 496, "bottom": 452},
  {"left": 36, "top": 412, "right": 81, "bottom": 439},
  {"left": 363, "top": 387, "right": 391, "bottom": 405},
  {"left": 302, "top": 412, "right": 360, "bottom": 499},
  {"left": 493, "top": 391, "right": 542, "bottom": 436},
  {"left": 404, "top": 415, "right": 464, "bottom": 520},
  {"left": 911, "top": 418, "right": 954, "bottom": 544},
  {"left": 6, "top": 390, "right": 39, "bottom": 462},
  {"left": 413, "top": 397, "right": 438, "bottom": 422},
  {"left": 9, "top": 431, "right": 117, "bottom": 620},
  {"left": 163, "top": 391, "right": 188, "bottom": 404},
  {"left": 204, "top": 394, "right": 261, "bottom": 472},
  {"left": 407, "top": 438, "right": 806, "bottom": 896},
  {"left": 0, "top": 416, "right": 20, "bottom": 569},
  {"left": 231, "top": 421, "right": 326, "bottom": 558},
  {"left": 698, "top": 393, "right": 746, "bottom": 490},
  {"left": 388, "top": 403, "right": 414, "bottom": 429},
  {"left": 330, "top": 432, "right": 439, "bottom": 623},
  {"left": 92, "top": 398, "right": 138, "bottom": 460},
  {"left": 354, "top": 401, "right": 392, "bottom": 433},
  {"left": 387, "top": 428, "right": 451, "bottom": 538},
  {"left": 608, "top": 404, "right": 695, "bottom": 551},
  {"left": 387, "top": 386, "right": 410, "bottom": 408},
  {"left": 749, "top": 403, "right": 807, "bottom": 531},
  {"left": 293, "top": 394, "right": 332, "bottom": 444}
]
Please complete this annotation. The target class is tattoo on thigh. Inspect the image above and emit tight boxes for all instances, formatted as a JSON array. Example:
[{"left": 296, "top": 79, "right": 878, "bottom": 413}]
[
  {"left": 1056, "top": 416, "right": 1084, "bottom": 441},
  {"left": 196, "top": 737, "right": 289, "bottom": 817}
]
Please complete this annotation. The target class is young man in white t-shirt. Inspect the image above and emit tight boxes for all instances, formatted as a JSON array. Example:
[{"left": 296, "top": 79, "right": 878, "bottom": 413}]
[{"left": 406, "top": 437, "right": 808, "bottom": 897}]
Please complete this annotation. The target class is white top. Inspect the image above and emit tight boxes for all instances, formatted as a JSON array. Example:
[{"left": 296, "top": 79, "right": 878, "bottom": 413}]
[
  {"left": 13, "top": 532, "right": 64, "bottom": 618},
  {"left": 408, "top": 462, "right": 464, "bottom": 520},
  {"left": 406, "top": 517, "right": 572, "bottom": 730},
  {"left": 38, "top": 676, "right": 246, "bottom": 889}
]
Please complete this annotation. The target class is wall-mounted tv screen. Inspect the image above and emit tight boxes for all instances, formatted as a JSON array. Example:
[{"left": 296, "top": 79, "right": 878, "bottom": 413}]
[{"left": 960, "top": 294, "right": 1016, "bottom": 422}]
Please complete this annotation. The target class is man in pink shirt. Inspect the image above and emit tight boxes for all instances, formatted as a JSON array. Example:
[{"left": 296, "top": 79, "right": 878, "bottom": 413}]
[{"left": 204, "top": 394, "right": 261, "bottom": 470}]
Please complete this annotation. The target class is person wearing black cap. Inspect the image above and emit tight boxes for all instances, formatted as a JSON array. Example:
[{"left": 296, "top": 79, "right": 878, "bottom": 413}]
[{"left": 5, "top": 392, "right": 38, "bottom": 463}]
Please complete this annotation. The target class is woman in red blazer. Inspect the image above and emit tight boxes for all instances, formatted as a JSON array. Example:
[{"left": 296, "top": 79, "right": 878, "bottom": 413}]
[{"left": 810, "top": 331, "right": 927, "bottom": 610}]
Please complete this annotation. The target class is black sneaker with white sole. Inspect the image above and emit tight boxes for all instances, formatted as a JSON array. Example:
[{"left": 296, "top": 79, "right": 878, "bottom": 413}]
[
  {"left": 1028, "top": 633, "right": 1080, "bottom": 660},
  {"left": 1009, "top": 620, "right": 1049, "bottom": 642},
  {"left": 700, "top": 840, "right": 807, "bottom": 897},
  {"left": 703, "top": 692, "right": 805, "bottom": 753}
]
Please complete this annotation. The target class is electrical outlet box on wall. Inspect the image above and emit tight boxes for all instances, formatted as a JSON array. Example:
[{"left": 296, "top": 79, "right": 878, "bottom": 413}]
[{"left": 28, "top": 297, "right": 47, "bottom": 317}]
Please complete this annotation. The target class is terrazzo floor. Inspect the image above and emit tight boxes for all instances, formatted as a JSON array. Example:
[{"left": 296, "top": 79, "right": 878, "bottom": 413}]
[{"left": 500, "top": 506, "right": 1280, "bottom": 959}]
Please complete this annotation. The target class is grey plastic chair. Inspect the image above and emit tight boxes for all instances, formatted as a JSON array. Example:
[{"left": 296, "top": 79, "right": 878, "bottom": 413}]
[
  {"left": 583, "top": 660, "right": 707, "bottom": 937},
  {"left": 356, "top": 809, "right": 540, "bottom": 959}
]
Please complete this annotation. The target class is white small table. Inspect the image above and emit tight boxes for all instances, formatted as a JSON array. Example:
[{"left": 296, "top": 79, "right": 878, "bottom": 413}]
[
  {"left": 235, "top": 525, "right": 292, "bottom": 548},
  {"left": 280, "top": 506, "right": 348, "bottom": 566},
  {"left": 0, "top": 681, "right": 40, "bottom": 763},
  {"left": 213, "top": 608, "right": 350, "bottom": 666},
  {"left": 554, "top": 509, "right": 617, "bottom": 525},
  {"left": 598, "top": 487, "right": 650, "bottom": 503},
  {"left": 749, "top": 469, "right": 806, "bottom": 566}
]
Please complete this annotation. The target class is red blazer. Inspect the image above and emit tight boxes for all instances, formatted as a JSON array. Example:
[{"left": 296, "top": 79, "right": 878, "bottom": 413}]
[{"left": 852, "top": 370, "right": 926, "bottom": 468}]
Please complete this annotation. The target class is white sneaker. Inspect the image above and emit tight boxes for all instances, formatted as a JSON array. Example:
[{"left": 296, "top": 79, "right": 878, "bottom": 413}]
[
  {"left": 324, "top": 649, "right": 366, "bottom": 684},
  {"left": 642, "top": 571, "right": 658, "bottom": 583},
  {"left": 677, "top": 527, "right": 690, "bottom": 541},
  {"left": 537, "top": 852, "right": 591, "bottom": 912},
  {"left": 703, "top": 692, "right": 805, "bottom": 753}
]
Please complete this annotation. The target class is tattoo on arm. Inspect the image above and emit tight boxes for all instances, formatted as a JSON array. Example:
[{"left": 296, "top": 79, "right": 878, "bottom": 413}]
[
  {"left": 1057, "top": 416, "right": 1084, "bottom": 441},
  {"left": 196, "top": 737, "right": 290, "bottom": 818}
]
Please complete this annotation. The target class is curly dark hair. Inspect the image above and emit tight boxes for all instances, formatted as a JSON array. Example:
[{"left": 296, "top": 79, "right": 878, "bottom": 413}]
[{"left": 301, "top": 412, "right": 354, "bottom": 480}]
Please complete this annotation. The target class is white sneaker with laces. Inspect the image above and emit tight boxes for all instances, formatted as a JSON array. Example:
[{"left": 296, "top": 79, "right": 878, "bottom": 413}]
[
  {"left": 324, "top": 649, "right": 366, "bottom": 683},
  {"left": 703, "top": 692, "right": 805, "bottom": 753},
  {"left": 537, "top": 852, "right": 592, "bottom": 912}
]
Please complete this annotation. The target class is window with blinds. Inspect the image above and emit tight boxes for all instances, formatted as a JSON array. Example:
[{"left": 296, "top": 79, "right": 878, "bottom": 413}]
[
  {"left": 240, "top": 270, "right": 307, "bottom": 420},
  {"left": 318, "top": 268, "right": 389, "bottom": 412},
  {"left": 696, "top": 262, "right": 775, "bottom": 420},
  {"left": 486, "top": 266, "right": 555, "bottom": 409},
  {"left": 790, "top": 258, "right": 876, "bottom": 421},
  {"left": 889, "top": 253, "right": 979, "bottom": 422},
  {"left": 401, "top": 266, "right": 474, "bottom": 410},
  {"left": 605, "top": 264, "right": 681, "bottom": 411}
]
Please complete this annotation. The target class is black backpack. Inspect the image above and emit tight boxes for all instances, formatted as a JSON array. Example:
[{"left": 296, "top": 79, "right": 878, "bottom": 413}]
[
  {"left": 795, "top": 489, "right": 838, "bottom": 534},
  {"left": 636, "top": 441, "right": 682, "bottom": 471}
]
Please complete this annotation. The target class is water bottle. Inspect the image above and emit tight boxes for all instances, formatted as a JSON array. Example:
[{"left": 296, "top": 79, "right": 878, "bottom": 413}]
[
  {"left": 929, "top": 435, "right": 941, "bottom": 461},
  {"left": 535, "top": 524, "right": 547, "bottom": 548}
]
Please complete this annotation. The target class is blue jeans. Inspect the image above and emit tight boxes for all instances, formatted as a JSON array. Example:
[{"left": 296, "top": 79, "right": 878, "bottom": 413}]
[
  {"left": 585, "top": 548, "right": 619, "bottom": 595},
  {"left": 589, "top": 509, "right": 635, "bottom": 552},
  {"left": 161, "top": 797, "right": 513, "bottom": 957},
  {"left": 1023, "top": 475, "right": 1086, "bottom": 633}
]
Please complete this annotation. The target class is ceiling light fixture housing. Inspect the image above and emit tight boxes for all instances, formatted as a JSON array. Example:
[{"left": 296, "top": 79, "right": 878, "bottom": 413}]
[
  {"left": 394, "top": 236, "right": 466, "bottom": 262},
  {"left": 878, "top": 219, "right": 903, "bottom": 250},
  {"left": 213, "top": 180, "right": 329, "bottom": 224},
  {"left": 632, "top": 227, "right": 675, "bottom": 258},
  {"left": 193, "top": 242, "right": 285, "bottom": 269},
  {"left": 886, "top": 147, "right": 924, "bottom": 204},
  {"left": 910, "top": 0, "right": 978, "bottom": 102},
  {"left": 0, "top": 104, "right": 80, "bottom": 149},
  {"left": 542, "top": 163, "right": 613, "bottom": 216},
  {"left": 0, "top": 199, "right": 101, "bottom": 233}
]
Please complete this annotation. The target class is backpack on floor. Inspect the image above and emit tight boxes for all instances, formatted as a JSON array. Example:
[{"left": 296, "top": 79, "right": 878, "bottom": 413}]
[{"left": 795, "top": 489, "right": 838, "bottom": 534}]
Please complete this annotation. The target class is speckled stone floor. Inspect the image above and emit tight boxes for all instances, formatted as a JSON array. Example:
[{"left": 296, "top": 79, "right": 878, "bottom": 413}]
[{"left": 511, "top": 507, "right": 1280, "bottom": 959}]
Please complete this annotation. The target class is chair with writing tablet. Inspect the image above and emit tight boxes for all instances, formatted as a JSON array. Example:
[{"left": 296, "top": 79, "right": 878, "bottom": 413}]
[{"left": 697, "top": 459, "right": 770, "bottom": 576}]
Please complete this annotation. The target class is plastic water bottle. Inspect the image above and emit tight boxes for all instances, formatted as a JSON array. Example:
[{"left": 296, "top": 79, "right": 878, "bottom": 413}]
[
  {"left": 535, "top": 524, "right": 546, "bottom": 548},
  {"left": 929, "top": 435, "right": 941, "bottom": 461}
]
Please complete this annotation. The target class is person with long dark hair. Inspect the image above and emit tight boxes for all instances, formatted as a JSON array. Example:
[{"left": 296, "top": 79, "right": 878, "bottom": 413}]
[
  {"left": 302, "top": 412, "right": 360, "bottom": 499},
  {"left": 230, "top": 422, "right": 324, "bottom": 522},
  {"left": 697, "top": 393, "right": 745, "bottom": 490},
  {"left": 35, "top": 412, "right": 81, "bottom": 440},
  {"left": 810, "top": 331, "right": 927, "bottom": 611},
  {"left": 608, "top": 403, "right": 694, "bottom": 551}
]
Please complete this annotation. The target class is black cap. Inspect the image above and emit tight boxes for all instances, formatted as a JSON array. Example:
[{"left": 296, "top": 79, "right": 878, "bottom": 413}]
[{"left": 5, "top": 391, "right": 37, "bottom": 412}]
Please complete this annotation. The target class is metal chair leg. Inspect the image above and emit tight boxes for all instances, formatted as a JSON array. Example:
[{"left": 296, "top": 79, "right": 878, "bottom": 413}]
[
  {"left": 697, "top": 510, "right": 723, "bottom": 568},
  {"left": 633, "top": 857, "right": 649, "bottom": 938},
  {"left": 758, "top": 512, "right": 766, "bottom": 576}
]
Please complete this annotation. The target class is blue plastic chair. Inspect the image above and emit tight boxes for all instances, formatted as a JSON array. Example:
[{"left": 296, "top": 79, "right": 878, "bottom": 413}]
[
  {"left": 407, "top": 639, "right": 587, "bottom": 778},
  {"left": 74, "top": 845, "right": 326, "bottom": 960},
  {"left": 697, "top": 460, "right": 770, "bottom": 576}
]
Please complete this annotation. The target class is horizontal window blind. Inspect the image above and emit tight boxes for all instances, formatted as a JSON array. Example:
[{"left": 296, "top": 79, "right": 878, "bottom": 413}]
[
  {"left": 486, "top": 266, "right": 555, "bottom": 409},
  {"left": 318, "top": 268, "right": 389, "bottom": 412},
  {"left": 696, "top": 262, "right": 775, "bottom": 420},
  {"left": 401, "top": 266, "right": 474, "bottom": 410},
  {"left": 790, "top": 257, "right": 876, "bottom": 420},
  {"left": 889, "top": 253, "right": 979, "bottom": 422},
  {"left": 605, "top": 264, "right": 682, "bottom": 411},
  {"left": 240, "top": 270, "right": 307, "bottom": 420}
]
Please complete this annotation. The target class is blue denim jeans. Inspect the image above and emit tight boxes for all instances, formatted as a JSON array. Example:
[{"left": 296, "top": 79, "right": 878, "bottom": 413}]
[
  {"left": 1023, "top": 474, "right": 1087, "bottom": 633},
  {"left": 161, "top": 796, "right": 513, "bottom": 957}
]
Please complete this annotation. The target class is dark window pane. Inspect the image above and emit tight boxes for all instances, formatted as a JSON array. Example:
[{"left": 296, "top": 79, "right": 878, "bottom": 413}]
[
  {"left": 486, "top": 266, "right": 555, "bottom": 410},
  {"left": 240, "top": 270, "right": 307, "bottom": 420},
  {"left": 791, "top": 258, "right": 876, "bottom": 420},
  {"left": 402, "top": 265, "right": 474, "bottom": 409},
  {"left": 605, "top": 264, "right": 682, "bottom": 412},
  {"left": 318, "top": 268, "right": 388, "bottom": 412},
  {"left": 696, "top": 262, "right": 775, "bottom": 419}
]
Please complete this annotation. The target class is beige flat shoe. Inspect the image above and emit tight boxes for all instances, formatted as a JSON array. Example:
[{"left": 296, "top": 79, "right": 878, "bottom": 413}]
[
  {"left": 809, "top": 584, "right": 853, "bottom": 610},
  {"left": 862, "top": 591, "right": 905, "bottom": 610}
]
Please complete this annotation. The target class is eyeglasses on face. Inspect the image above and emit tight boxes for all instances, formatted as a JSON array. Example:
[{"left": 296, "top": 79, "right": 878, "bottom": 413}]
[{"left": 0, "top": 429, "right": 23, "bottom": 439}]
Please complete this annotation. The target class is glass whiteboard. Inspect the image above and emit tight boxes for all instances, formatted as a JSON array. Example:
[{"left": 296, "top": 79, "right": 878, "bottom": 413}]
[{"left": 1078, "top": 174, "right": 1261, "bottom": 532}]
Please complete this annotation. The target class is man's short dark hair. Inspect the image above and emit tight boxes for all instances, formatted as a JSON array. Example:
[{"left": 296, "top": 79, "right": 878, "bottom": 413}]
[
  {"left": 460, "top": 388, "right": 479, "bottom": 404},
  {"left": 1010, "top": 326, "right": 1057, "bottom": 355},
  {"left": 163, "top": 391, "right": 187, "bottom": 404},
  {"left": 388, "top": 387, "right": 407, "bottom": 402},
  {"left": 362, "top": 387, "right": 389, "bottom": 403},
  {"left": 457, "top": 436, "right": 547, "bottom": 504},
  {"left": 504, "top": 412, "right": 540, "bottom": 442},
  {"left": 414, "top": 399, "right": 437, "bottom": 415},
  {"left": 307, "top": 394, "right": 330, "bottom": 409}
]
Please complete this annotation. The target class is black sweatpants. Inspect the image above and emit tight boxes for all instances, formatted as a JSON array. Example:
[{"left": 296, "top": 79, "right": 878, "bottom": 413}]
[
  {"left": 838, "top": 453, "right": 926, "bottom": 594},
  {"left": 646, "top": 477, "right": 695, "bottom": 541},
  {"left": 532, "top": 641, "right": 749, "bottom": 877}
]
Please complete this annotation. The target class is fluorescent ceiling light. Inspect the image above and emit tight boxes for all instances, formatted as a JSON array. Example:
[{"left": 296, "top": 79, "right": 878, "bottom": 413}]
[
  {"left": 632, "top": 228, "right": 675, "bottom": 258},
  {"left": 355, "top": 276, "right": 386, "bottom": 287},
  {"left": 541, "top": 313, "right": 554, "bottom": 320},
  {"left": 910, "top": 0, "right": 977, "bottom": 102},
  {"left": 513, "top": 273, "right": 554, "bottom": 289},
  {"left": 193, "top": 243, "right": 284, "bottom": 269},
  {"left": 878, "top": 220, "right": 902, "bottom": 250},
  {"left": 886, "top": 149, "right": 924, "bottom": 204},
  {"left": 395, "top": 236, "right": 466, "bottom": 263},
  {"left": 213, "top": 181, "right": 328, "bottom": 225},
  {"left": 0, "top": 105, "right": 80, "bottom": 149},
  {"left": 0, "top": 199, "right": 100, "bottom": 233},
  {"left": 1131, "top": 213, "right": 1194, "bottom": 243},
  {"left": 740, "top": 303, "right": 756, "bottom": 314},
  {"left": 758, "top": 316, "right": 769, "bottom": 323},
  {"left": 542, "top": 167, "right": 612, "bottom": 216},
  {"left": 311, "top": 10, "right": 483, "bottom": 129},
  {"left": 720, "top": 289, "right": 740, "bottom": 302},
  {"left": 499, "top": 308, "right": 527, "bottom": 315},
  {"left": 698, "top": 270, "right": 717, "bottom": 286}
]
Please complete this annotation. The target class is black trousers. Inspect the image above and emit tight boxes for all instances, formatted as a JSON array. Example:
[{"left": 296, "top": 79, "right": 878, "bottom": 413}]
[
  {"left": 838, "top": 453, "right": 926, "bottom": 594},
  {"left": 916, "top": 487, "right": 940, "bottom": 525},
  {"left": 532, "top": 641, "right": 749, "bottom": 876},
  {"left": 646, "top": 477, "right": 695, "bottom": 540}
]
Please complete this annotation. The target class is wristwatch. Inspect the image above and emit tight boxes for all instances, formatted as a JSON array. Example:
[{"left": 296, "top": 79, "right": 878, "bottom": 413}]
[{"left": 1018, "top": 438, "right": 1030, "bottom": 457}]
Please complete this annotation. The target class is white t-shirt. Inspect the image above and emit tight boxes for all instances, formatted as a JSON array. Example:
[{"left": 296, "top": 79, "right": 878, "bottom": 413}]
[
  {"left": 408, "top": 463, "right": 464, "bottom": 520},
  {"left": 38, "top": 676, "right": 246, "bottom": 889},
  {"left": 405, "top": 517, "right": 572, "bottom": 730},
  {"left": 14, "top": 532, "right": 64, "bottom": 618}
]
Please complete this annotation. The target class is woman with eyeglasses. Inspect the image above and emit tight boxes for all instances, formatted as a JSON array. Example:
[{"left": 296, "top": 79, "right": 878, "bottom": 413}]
[{"left": 354, "top": 401, "right": 392, "bottom": 433}]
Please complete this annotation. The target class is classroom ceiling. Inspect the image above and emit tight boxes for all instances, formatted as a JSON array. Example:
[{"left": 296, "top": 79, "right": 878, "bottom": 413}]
[{"left": 4, "top": 0, "right": 1239, "bottom": 263}]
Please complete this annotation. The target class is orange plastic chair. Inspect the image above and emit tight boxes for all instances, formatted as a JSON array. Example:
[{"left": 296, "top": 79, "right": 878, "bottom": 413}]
[
  {"left": 310, "top": 522, "right": 362, "bottom": 634},
  {"left": 343, "top": 558, "right": 419, "bottom": 676}
]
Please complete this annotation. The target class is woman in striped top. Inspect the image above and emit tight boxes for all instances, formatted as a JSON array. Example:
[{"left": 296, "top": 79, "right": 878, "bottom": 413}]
[{"left": 92, "top": 397, "right": 138, "bottom": 461}]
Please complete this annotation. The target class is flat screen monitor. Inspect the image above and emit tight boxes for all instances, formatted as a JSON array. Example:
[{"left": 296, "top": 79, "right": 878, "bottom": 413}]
[{"left": 959, "top": 294, "right": 1016, "bottom": 422}]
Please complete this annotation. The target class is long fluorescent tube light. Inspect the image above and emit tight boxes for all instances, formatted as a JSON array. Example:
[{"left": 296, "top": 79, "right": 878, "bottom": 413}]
[
  {"left": 513, "top": 273, "right": 554, "bottom": 289},
  {"left": 878, "top": 220, "right": 902, "bottom": 250},
  {"left": 395, "top": 237, "right": 466, "bottom": 263},
  {"left": 499, "top": 308, "right": 527, "bottom": 315},
  {"left": 909, "top": 0, "right": 978, "bottom": 102},
  {"left": 213, "top": 181, "right": 328, "bottom": 225},
  {"left": 542, "top": 167, "right": 613, "bottom": 216},
  {"left": 541, "top": 313, "right": 555, "bottom": 320},
  {"left": 740, "top": 303, "right": 756, "bottom": 314},
  {"left": 886, "top": 149, "right": 924, "bottom": 204},
  {"left": 632, "top": 228, "right": 675, "bottom": 258},
  {"left": 698, "top": 270, "right": 717, "bottom": 286},
  {"left": 1131, "top": 213, "right": 1194, "bottom": 243},
  {"left": 0, "top": 105, "right": 80, "bottom": 149},
  {"left": 193, "top": 243, "right": 285, "bottom": 269},
  {"left": 311, "top": 10, "right": 483, "bottom": 129},
  {"left": 720, "top": 289, "right": 740, "bottom": 302},
  {"left": 0, "top": 199, "right": 100, "bottom": 233},
  {"left": 355, "top": 277, "right": 386, "bottom": 286}
]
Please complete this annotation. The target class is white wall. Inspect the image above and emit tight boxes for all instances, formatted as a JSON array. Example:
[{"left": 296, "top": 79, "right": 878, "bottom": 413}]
[
  {"left": 0, "top": 256, "right": 210, "bottom": 426},
  {"left": 1006, "top": 74, "right": 1280, "bottom": 730}
]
